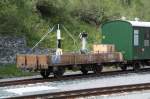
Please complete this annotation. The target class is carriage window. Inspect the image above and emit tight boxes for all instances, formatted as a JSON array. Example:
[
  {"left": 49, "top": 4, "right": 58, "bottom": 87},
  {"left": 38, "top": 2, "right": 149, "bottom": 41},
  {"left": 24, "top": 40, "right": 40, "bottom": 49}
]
[
  {"left": 144, "top": 28, "right": 150, "bottom": 47},
  {"left": 134, "top": 30, "right": 139, "bottom": 46},
  {"left": 145, "top": 28, "right": 150, "bottom": 39},
  {"left": 144, "top": 40, "right": 149, "bottom": 46}
]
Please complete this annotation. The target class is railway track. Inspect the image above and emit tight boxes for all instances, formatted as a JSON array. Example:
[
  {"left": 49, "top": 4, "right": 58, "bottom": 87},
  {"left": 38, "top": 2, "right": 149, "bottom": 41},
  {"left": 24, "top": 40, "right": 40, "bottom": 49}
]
[
  {"left": 0, "top": 68, "right": 150, "bottom": 87},
  {"left": 7, "top": 82, "right": 150, "bottom": 99}
]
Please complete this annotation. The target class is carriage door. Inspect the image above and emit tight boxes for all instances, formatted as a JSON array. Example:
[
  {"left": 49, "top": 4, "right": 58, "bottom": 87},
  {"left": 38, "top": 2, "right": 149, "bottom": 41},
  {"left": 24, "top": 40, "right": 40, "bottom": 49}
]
[
  {"left": 133, "top": 27, "right": 144, "bottom": 59},
  {"left": 134, "top": 27, "right": 150, "bottom": 59},
  {"left": 134, "top": 28, "right": 140, "bottom": 59},
  {"left": 143, "top": 28, "right": 150, "bottom": 59}
]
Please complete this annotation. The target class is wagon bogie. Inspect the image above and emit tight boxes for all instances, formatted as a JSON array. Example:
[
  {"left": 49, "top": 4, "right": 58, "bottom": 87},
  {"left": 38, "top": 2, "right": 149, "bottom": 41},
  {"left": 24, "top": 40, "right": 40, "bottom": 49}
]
[
  {"left": 92, "top": 64, "right": 103, "bottom": 74},
  {"left": 53, "top": 66, "right": 65, "bottom": 78},
  {"left": 40, "top": 69, "right": 51, "bottom": 78},
  {"left": 80, "top": 65, "right": 88, "bottom": 75}
]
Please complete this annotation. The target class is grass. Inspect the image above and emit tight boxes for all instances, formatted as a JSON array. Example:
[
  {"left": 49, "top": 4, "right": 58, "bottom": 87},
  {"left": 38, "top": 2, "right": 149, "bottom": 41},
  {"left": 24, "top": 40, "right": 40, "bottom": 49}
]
[{"left": 0, "top": 64, "right": 36, "bottom": 78}]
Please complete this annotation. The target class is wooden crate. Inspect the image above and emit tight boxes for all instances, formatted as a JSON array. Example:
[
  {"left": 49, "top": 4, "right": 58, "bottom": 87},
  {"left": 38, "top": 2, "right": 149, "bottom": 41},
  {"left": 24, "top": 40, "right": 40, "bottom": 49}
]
[
  {"left": 16, "top": 54, "right": 26, "bottom": 68},
  {"left": 93, "top": 44, "right": 115, "bottom": 53},
  {"left": 115, "top": 52, "right": 123, "bottom": 62},
  {"left": 112, "top": 52, "right": 123, "bottom": 62},
  {"left": 26, "top": 54, "right": 37, "bottom": 70},
  {"left": 37, "top": 55, "right": 49, "bottom": 69}
]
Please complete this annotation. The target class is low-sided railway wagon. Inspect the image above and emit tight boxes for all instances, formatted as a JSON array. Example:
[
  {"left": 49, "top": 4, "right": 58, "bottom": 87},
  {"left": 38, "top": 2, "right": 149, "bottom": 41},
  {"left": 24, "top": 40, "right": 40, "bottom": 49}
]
[{"left": 17, "top": 51, "right": 123, "bottom": 78}]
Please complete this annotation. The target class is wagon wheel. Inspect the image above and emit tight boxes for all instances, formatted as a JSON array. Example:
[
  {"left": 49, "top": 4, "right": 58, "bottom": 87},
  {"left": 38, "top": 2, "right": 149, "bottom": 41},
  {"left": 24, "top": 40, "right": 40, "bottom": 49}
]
[
  {"left": 40, "top": 69, "right": 50, "bottom": 78},
  {"left": 93, "top": 65, "right": 103, "bottom": 74},
  {"left": 53, "top": 67, "right": 65, "bottom": 78},
  {"left": 120, "top": 64, "right": 127, "bottom": 71},
  {"left": 80, "top": 66, "right": 88, "bottom": 75},
  {"left": 133, "top": 63, "right": 140, "bottom": 72}
]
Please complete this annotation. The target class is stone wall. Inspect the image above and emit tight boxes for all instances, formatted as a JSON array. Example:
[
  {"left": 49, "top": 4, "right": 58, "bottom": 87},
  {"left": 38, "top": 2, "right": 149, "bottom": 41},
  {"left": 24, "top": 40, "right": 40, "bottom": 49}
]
[
  {"left": 0, "top": 36, "right": 27, "bottom": 64},
  {"left": 0, "top": 36, "right": 54, "bottom": 64}
]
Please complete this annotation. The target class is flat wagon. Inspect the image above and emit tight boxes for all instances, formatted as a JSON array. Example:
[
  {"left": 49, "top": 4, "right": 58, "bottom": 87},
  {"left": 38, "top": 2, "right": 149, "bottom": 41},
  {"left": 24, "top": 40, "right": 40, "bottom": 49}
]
[{"left": 17, "top": 50, "right": 123, "bottom": 78}]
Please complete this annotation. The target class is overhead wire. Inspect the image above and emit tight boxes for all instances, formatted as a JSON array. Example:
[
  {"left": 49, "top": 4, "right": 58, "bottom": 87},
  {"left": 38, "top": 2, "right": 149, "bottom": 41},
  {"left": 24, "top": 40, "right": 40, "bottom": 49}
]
[
  {"left": 62, "top": 25, "right": 79, "bottom": 51},
  {"left": 31, "top": 25, "right": 55, "bottom": 51}
]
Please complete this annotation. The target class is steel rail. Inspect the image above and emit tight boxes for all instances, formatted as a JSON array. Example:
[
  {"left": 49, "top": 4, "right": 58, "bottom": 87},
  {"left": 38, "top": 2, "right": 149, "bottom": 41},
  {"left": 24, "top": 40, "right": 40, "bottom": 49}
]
[
  {"left": 0, "top": 68, "right": 150, "bottom": 87},
  {"left": 7, "top": 82, "right": 150, "bottom": 99}
]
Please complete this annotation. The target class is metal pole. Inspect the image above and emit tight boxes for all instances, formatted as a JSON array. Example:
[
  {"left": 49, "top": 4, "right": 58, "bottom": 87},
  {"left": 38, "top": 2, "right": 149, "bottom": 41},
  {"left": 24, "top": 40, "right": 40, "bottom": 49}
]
[{"left": 57, "top": 24, "right": 61, "bottom": 49}]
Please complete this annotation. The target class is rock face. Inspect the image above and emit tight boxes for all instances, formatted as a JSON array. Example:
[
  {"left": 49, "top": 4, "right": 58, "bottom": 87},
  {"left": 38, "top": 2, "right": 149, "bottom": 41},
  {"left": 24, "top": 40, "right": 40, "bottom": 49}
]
[{"left": 0, "top": 36, "right": 54, "bottom": 64}]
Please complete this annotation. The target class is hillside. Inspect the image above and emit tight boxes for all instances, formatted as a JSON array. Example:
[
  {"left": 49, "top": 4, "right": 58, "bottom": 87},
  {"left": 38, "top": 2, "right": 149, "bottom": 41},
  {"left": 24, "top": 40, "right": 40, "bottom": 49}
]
[{"left": 0, "top": 0, "right": 150, "bottom": 51}]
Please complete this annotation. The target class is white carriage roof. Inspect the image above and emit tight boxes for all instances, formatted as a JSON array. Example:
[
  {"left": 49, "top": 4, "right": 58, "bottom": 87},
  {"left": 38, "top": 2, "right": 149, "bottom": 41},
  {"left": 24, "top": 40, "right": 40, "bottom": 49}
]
[{"left": 128, "top": 21, "right": 150, "bottom": 27}]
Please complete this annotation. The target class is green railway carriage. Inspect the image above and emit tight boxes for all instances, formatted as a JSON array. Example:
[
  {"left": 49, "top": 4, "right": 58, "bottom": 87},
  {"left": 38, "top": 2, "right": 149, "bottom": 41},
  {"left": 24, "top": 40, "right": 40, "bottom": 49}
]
[{"left": 101, "top": 20, "right": 150, "bottom": 61}]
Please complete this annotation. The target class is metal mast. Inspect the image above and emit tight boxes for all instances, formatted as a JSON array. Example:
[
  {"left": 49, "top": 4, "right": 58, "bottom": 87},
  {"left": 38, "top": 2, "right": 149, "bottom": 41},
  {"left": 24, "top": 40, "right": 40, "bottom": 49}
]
[{"left": 56, "top": 24, "right": 62, "bottom": 55}]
